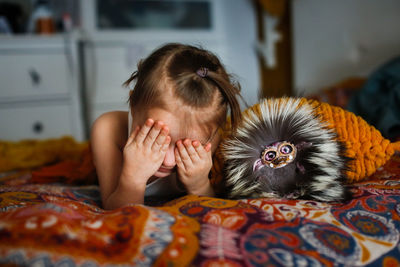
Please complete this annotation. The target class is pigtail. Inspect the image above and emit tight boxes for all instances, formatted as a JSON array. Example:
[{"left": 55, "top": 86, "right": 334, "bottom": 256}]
[
  {"left": 123, "top": 70, "right": 138, "bottom": 88},
  {"left": 123, "top": 58, "right": 145, "bottom": 88},
  {"left": 206, "top": 71, "right": 242, "bottom": 132},
  {"left": 121, "top": 43, "right": 244, "bottom": 132},
  {"left": 123, "top": 58, "right": 143, "bottom": 106}
]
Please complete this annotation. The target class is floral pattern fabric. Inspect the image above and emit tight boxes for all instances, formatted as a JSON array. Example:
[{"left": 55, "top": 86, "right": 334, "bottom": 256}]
[{"left": 1, "top": 155, "right": 400, "bottom": 266}]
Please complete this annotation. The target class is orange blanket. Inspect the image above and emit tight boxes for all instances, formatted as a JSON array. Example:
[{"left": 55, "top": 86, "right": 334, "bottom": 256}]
[
  {"left": 1, "top": 135, "right": 400, "bottom": 266},
  {"left": 0, "top": 136, "right": 96, "bottom": 185},
  {"left": 1, "top": 154, "right": 400, "bottom": 266}
]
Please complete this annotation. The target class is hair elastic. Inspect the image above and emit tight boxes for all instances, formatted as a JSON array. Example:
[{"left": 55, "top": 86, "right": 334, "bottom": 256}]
[{"left": 196, "top": 67, "right": 208, "bottom": 78}]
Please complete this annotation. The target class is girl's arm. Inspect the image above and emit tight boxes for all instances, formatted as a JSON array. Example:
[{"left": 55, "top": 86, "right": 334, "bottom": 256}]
[
  {"left": 90, "top": 112, "right": 146, "bottom": 209},
  {"left": 91, "top": 112, "right": 170, "bottom": 209}
]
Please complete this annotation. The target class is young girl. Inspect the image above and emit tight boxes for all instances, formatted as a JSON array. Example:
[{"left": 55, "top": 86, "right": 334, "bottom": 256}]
[{"left": 90, "top": 43, "right": 242, "bottom": 209}]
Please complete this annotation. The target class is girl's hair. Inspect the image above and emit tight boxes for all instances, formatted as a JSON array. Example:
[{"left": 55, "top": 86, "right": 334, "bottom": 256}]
[{"left": 123, "top": 43, "right": 242, "bottom": 130}]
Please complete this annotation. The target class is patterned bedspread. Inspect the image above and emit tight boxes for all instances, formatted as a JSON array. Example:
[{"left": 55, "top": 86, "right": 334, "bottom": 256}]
[{"left": 1, "top": 155, "right": 400, "bottom": 267}]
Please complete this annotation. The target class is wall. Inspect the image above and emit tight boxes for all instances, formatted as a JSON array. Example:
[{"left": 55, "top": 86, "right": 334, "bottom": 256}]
[
  {"left": 219, "top": 0, "right": 260, "bottom": 106},
  {"left": 292, "top": 0, "right": 400, "bottom": 95}
]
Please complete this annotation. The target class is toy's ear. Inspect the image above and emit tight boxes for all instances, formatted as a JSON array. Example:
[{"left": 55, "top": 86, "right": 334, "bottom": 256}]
[{"left": 303, "top": 98, "right": 400, "bottom": 182}]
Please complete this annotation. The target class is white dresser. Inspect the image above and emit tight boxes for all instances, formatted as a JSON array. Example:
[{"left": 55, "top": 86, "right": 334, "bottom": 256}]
[{"left": 0, "top": 34, "right": 85, "bottom": 141}]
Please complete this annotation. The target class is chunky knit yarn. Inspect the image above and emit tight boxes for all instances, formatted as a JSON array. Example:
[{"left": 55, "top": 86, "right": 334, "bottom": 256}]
[{"left": 303, "top": 98, "right": 400, "bottom": 182}]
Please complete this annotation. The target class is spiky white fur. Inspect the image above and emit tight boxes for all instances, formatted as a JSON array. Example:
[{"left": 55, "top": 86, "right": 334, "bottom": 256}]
[{"left": 221, "top": 98, "right": 350, "bottom": 202}]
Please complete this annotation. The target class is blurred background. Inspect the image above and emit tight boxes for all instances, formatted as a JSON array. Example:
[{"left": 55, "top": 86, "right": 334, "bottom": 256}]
[{"left": 0, "top": 0, "right": 399, "bottom": 142}]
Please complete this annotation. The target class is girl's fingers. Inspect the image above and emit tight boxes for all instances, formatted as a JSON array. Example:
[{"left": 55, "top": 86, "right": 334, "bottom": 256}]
[
  {"left": 144, "top": 120, "right": 163, "bottom": 147},
  {"left": 161, "top": 136, "right": 171, "bottom": 152},
  {"left": 193, "top": 140, "right": 210, "bottom": 158},
  {"left": 174, "top": 147, "right": 181, "bottom": 163},
  {"left": 205, "top": 143, "right": 212, "bottom": 153},
  {"left": 126, "top": 126, "right": 139, "bottom": 146},
  {"left": 174, "top": 147, "right": 185, "bottom": 171},
  {"left": 152, "top": 126, "right": 169, "bottom": 151},
  {"left": 176, "top": 140, "right": 193, "bottom": 168},
  {"left": 135, "top": 118, "right": 154, "bottom": 144},
  {"left": 184, "top": 139, "right": 200, "bottom": 161}
]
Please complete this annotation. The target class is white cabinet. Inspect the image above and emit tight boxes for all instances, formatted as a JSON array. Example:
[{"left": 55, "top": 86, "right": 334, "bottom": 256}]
[
  {"left": 0, "top": 53, "right": 70, "bottom": 99},
  {"left": 83, "top": 41, "right": 161, "bottom": 125},
  {"left": 0, "top": 104, "right": 74, "bottom": 140},
  {"left": 0, "top": 34, "right": 85, "bottom": 141}
]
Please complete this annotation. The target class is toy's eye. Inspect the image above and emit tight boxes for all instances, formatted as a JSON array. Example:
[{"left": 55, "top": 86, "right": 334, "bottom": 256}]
[
  {"left": 264, "top": 150, "right": 277, "bottom": 161},
  {"left": 280, "top": 144, "right": 293, "bottom": 154}
]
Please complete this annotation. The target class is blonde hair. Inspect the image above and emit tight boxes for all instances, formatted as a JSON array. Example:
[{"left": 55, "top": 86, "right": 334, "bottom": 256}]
[{"left": 123, "top": 43, "right": 242, "bottom": 131}]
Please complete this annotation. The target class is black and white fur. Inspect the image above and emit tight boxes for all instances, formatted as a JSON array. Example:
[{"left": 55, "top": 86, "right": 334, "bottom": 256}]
[{"left": 221, "top": 98, "right": 352, "bottom": 202}]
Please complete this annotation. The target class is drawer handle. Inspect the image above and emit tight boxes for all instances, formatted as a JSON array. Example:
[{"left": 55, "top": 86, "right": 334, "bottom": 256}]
[
  {"left": 29, "top": 68, "right": 41, "bottom": 86},
  {"left": 32, "top": 121, "right": 44, "bottom": 134}
]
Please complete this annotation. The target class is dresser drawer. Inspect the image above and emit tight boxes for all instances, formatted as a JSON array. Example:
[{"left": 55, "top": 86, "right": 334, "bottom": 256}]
[
  {"left": 0, "top": 104, "right": 73, "bottom": 141},
  {"left": 0, "top": 52, "right": 70, "bottom": 100}
]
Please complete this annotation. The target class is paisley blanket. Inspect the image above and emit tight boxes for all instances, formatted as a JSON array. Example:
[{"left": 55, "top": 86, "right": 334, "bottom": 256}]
[{"left": 1, "top": 154, "right": 400, "bottom": 266}]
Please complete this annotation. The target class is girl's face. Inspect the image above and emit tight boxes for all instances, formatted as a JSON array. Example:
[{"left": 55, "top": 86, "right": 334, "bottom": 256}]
[{"left": 132, "top": 107, "right": 220, "bottom": 178}]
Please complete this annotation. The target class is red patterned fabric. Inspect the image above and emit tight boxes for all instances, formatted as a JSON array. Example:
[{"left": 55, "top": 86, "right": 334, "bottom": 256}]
[{"left": 1, "top": 154, "right": 400, "bottom": 266}]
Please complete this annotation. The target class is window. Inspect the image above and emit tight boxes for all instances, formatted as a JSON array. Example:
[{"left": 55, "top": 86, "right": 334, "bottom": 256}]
[{"left": 96, "top": 0, "right": 211, "bottom": 30}]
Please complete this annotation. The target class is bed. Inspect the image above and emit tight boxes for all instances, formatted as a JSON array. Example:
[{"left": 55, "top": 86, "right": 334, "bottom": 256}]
[{"left": 0, "top": 134, "right": 400, "bottom": 267}]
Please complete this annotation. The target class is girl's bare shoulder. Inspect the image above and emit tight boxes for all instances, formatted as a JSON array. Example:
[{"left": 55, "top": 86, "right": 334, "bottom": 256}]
[{"left": 91, "top": 111, "right": 129, "bottom": 148}]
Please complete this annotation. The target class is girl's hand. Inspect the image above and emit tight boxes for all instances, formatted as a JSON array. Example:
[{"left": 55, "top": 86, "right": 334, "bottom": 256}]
[
  {"left": 121, "top": 118, "right": 171, "bottom": 186},
  {"left": 175, "top": 139, "right": 214, "bottom": 196}
]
